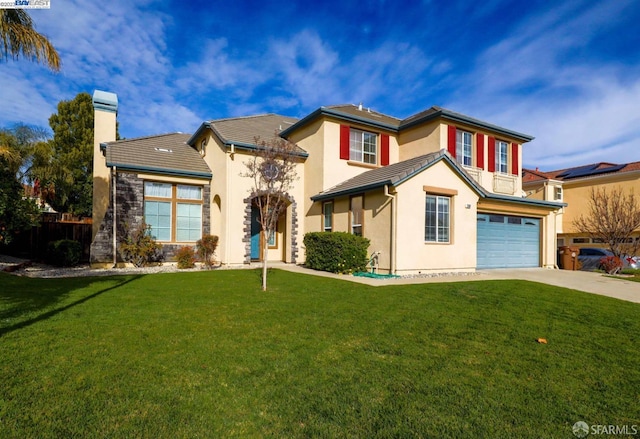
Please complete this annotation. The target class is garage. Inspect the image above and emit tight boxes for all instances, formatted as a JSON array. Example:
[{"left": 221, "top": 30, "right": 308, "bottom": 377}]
[{"left": 476, "top": 213, "right": 540, "bottom": 269}]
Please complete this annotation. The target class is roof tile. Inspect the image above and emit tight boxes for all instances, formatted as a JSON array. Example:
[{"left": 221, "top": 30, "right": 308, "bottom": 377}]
[{"left": 105, "top": 133, "right": 211, "bottom": 177}]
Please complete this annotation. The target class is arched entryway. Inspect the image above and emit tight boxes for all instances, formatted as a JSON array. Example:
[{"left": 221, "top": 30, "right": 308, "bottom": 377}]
[{"left": 243, "top": 192, "right": 299, "bottom": 264}]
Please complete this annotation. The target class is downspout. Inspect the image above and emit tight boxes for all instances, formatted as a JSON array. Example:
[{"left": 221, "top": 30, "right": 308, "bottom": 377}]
[
  {"left": 384, "top": 185, "right": 397, "bottom": 275},
  {"left": 553, "top": 208, "right": 562, "bottom": 269},
  {"left": 112, "top": 166, "right": 117, "bottom": 268},
  {"left": 225, "top": 146, "right": 232, "bottom": 265}
]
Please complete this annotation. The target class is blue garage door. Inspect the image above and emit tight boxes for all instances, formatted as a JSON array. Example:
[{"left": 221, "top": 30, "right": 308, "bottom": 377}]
[{"left": 477, "top": 214, "right": 540, "bottom": 269}]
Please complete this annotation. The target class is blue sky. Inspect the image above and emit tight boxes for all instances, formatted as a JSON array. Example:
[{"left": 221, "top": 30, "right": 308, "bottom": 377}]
[{"left": 2, "top": 0, "right": 639, "bottom": 170}]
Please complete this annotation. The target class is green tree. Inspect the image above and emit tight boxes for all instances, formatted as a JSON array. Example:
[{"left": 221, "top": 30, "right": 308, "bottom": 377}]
[
  {"left": 47, "top": 92, "right": 119, "bottom": 217},
  {"left": 0, "top": 130, "right": 40, "bottom": 245},
  {"left": 0, "top": 10, "right": 61, "bottom": 71},
  {"left": 0, "top": 124, "right": 52, "bottom": 184}
]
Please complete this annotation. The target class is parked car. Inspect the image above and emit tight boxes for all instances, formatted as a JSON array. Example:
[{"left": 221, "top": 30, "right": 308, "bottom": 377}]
[{"left": 577, "top": 247, "right": 639, "bottom": 271}]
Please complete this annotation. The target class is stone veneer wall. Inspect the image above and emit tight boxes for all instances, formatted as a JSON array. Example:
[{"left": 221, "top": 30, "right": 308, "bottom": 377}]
[{"left": 90, "top": 171, "right": 211, "bottom": 264}]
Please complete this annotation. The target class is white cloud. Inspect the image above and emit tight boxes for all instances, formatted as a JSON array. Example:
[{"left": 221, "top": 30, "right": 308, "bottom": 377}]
[{"left": 444, "top": 0, "right": 640, "bottom": 169}]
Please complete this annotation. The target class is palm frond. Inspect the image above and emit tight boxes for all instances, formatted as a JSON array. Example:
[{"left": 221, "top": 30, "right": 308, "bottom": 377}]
[{"left": 0, "top": 10, "right": 61, "bottom": 71}]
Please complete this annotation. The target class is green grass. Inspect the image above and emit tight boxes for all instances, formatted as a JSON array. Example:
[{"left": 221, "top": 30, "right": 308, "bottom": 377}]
[
  {"left": 1, "top": 270, "right": 639, "bottom": 438},
  {"left": 617, "top": 268, "right": 640, "bottom": 282}
]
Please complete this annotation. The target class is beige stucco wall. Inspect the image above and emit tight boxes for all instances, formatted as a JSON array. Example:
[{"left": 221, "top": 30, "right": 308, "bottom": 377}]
[
  {"left": 92, "top": 108, "right": 117, "bottom": 240},
  {"left": 561, "top": 175, "right": 640, "bottom": 233},
  {"left": 398, "top": 121, "right": 525, "bottom": 197},
  {"left": 290, "top": 117, "right": 399, "bottom": 247},
  {"left": 397, "top": 121, "right": 442, "bottom": 161},
  {"left": 394, "top": 161, "right": 479, "bottom": 274},
  {"left": 196, "top": 131, "right": 306, "bottom": 265},
  {"left": 306, "top": 161, "right": 481, "bottom": 274}
]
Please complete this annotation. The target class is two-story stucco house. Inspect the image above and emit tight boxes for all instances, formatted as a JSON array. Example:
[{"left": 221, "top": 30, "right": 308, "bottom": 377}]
[{"left": 90, "top": 90, "right": 563, "bottom": 273}]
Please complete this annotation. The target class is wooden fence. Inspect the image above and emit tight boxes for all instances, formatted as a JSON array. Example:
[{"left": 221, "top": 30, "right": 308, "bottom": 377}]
[{"left": 5, "top": 222, "right": 93, "bottom": 262}]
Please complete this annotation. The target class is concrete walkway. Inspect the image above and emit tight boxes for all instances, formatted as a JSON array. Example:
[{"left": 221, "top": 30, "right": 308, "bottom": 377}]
[{"left": 275, "top": 264, "right": 640, "bottom": 304}]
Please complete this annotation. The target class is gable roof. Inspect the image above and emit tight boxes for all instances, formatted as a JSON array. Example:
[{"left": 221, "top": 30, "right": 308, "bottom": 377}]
[
  {"left": 524, "top": 160, "right": 640, "bottom": 182},
  {"left": 281, "top": 105, "right": 401, "bottom": 137},
  {"left": 188, "top": 114, "right": 308, "bottom": 157},
  {"left": 281, "top": 104, "right": 534, "bottom": 143},
  {"left": 312, "top": 150, "right": 564, "bottom": 209},
  {"left": 400, "top": 106, "right": 534, "bottom": 142},
  {"left": 104, "top": 133, "right": 212, "bottom": 178},
  {"left": 311, "top": 150, "right": 483, "bottom": 201}
]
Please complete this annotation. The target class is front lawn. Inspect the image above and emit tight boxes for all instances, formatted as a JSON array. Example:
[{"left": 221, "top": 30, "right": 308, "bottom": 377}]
[{"left": 1, "top": 270, "right": 638, "bottom": 437}]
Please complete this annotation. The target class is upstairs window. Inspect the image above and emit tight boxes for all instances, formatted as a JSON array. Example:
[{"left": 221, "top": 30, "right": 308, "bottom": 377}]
[
  {"left": 496, "top": 140, "right": 509, "bottom": 174},
  {"left": 554, "top": 186, "right": 563, "bottom": 201},
  {"left": 349, "top": 129, "right": 377, "bottom": 164},
  {"left": 456, "top": 130, "right": 473, "bottom": 167}
]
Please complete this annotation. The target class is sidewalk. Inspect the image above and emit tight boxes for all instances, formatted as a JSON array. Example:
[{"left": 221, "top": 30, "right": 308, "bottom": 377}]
[{"left": 274, "top": 263, "right": 640, "bottom": 304}]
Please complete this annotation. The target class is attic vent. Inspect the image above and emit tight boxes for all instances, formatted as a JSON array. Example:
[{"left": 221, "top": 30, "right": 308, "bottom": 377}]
[{"left": 154, "top": 147, "right": 173, "bottom": 153}]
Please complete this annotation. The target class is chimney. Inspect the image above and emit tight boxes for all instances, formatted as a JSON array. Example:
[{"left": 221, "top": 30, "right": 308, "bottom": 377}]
[{"left": 91, "top": 90, "right": 118, "bottom": 242}]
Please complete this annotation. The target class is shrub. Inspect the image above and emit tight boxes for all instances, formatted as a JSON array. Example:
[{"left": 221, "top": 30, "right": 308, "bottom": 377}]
[
  {"left": 196, "top": 234, "right": 219, "bottom": 269},
  {"left": 120, "top": 221, "right": 163, "bottom": 267},
  {"left": 303, "top": 232, "right": 369, "bottom": 274},
  {"left": 600, "top": 255, "right": 623, "bottom": 274},
  {"left": 175, "top": 246, "right": 196, "bottom": 269},
  {"left": 46, "top": 239, "right": 82, "bottom": 267}
]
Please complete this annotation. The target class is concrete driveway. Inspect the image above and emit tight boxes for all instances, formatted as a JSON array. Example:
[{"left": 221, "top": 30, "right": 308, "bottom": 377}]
[{"left": 278, "top": 264, "right": 640, "bottom": 304}]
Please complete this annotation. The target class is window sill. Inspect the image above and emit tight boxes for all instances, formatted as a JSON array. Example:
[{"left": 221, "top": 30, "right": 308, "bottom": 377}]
[
  {"left": 424, "top": 241, "right": 451, "bottom": 245},
  {"left": 347, "top": 160, "right": 378, "bottom": 169}
]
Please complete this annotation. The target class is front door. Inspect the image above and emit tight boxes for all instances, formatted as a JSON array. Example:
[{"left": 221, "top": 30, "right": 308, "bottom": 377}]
[{"left": 250, "top": 206, "right": 261, "bottom": 260}]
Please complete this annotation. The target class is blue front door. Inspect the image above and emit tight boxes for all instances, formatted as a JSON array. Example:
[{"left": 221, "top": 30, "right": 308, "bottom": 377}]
[{"left": 250, "top": 206, "right": 261, "bottom": 260}]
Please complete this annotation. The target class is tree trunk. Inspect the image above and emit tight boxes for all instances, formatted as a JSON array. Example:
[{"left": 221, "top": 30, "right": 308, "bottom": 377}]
[{"left": 262, "top": 232, "right": 268, "bottom": 291}]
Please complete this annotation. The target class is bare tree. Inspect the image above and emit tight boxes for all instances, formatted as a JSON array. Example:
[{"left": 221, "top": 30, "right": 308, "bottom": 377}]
[
  {"left": 242, "top": 134, "right": 299, "bottom": 291},
  {"left": 573, "top": 186, "right": 640, "bottom": 260}
]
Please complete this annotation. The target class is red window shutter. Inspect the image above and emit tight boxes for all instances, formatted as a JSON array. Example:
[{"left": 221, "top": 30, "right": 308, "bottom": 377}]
[
  {"left": 511, "top": 142, "right": 519, "bottom": 175},
  {"left": 487, "top": 136, "right": 496, "bottom": 172},
  {"left": 447, "top": 125, "right": 457, "bottom": 158},
  {"left": 476, "top": 134, "right": 485, "bottom": 170},
  {"left": 340, "top": 125, "right": 350, "bottom": 160},
  {"left": 380, "top": 134, "right": 390, "bottom": 166}
]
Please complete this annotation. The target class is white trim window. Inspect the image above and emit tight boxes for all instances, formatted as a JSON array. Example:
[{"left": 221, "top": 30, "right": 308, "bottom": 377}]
[
  {"left": 554, "top": 186, "right": 563, "bottom": 201},
  {"left": 456, "top": 130, "right": 473, "bottom": 167},
  {"left": 144, "top": 182, "right": 203, "bottom": 242},
  {"left": 425, "top": 195, "right": 450, "bottom": 243},
  {"left": 350, "top": 195, "right": 363, "bottom": 236},
  {"left": 323, "top": 201, "right": 333, "bottom": 232},
  {"left": 496, "top": 140, "right": 509, "bottom": 174},
  {"left": 350, "top": 128, "right": 377, "bottom": 164}
]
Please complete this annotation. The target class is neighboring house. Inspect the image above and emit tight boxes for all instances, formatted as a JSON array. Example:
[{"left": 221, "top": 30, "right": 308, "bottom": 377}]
[
  {"left": 523, "top": 162, "right": 640, "bottom": 249},
  {"left": 91, "top": 90, "right": 563, "bottom": 273}
]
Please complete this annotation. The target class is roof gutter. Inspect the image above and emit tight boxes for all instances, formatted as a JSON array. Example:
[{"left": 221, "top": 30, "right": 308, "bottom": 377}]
[
  {"left": 105, "top": 163, "right": 212, "bottom": 179},
  {"left": 223, "top": 140, "right": 309, "bottom": 158},
  {"left": 401, "top": 108, "right": 535, "bottom": 143}
]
